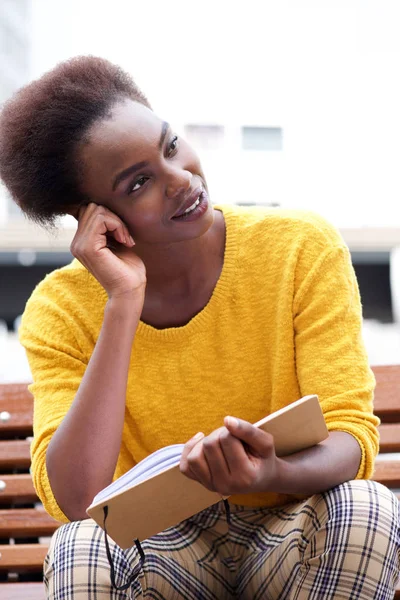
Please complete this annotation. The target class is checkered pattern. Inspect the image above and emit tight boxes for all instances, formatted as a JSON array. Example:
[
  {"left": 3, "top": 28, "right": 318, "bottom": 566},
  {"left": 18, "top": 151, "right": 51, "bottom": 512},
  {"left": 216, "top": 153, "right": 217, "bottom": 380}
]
[{"left": 44, "top": 480, "right": 400, "bottom": 599}]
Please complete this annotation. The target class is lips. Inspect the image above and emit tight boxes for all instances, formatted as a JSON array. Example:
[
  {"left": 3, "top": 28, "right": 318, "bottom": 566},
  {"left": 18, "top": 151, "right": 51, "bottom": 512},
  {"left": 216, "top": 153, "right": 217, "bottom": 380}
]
[{"left": 171, "top": 187, "right": 203, "bottom": 219}]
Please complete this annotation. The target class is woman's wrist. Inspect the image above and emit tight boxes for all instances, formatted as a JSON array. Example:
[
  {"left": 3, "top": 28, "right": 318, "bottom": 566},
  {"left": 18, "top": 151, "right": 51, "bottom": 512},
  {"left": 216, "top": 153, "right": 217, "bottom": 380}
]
[
  {"left": 267, "top": 457, "right": 294, "bottom": 494},
  {"left": 105, "top": 289, "right": 145, "bottom": 326}
]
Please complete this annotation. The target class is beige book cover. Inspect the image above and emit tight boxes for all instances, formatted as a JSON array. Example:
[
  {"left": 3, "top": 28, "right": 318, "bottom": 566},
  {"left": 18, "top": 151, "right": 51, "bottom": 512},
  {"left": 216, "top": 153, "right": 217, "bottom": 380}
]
[{"left": 87, "top": 394, "right": 328, "bottom": 548}]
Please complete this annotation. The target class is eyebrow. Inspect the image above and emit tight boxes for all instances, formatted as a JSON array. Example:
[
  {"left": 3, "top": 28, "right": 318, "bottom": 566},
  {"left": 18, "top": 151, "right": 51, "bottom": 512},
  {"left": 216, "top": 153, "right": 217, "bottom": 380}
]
[
  {"left": 159, "top": 120, "right": 169, "bottom": 150},
  {"left": 112, "top": 121, "right": 170, "bottom": 191}
]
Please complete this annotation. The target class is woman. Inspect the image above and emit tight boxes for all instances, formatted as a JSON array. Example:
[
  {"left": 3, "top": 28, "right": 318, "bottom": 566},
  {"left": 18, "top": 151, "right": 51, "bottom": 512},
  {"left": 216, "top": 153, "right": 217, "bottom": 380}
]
[{"left": 0, "top": 56, "right": 398, "bottom": 599}]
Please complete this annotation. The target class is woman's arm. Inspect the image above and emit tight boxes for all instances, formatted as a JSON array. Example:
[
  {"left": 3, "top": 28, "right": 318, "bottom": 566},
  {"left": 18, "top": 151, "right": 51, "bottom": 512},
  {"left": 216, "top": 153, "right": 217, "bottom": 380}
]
[
  {"left": 46, "top": 293, "right": 143, "bottom": 521},
  {"left": 45, "top": 204, "right": 146, "bottom": 521},
  {"left": 273, "top": 430, "right": 361, "bottom": 494},
  {"left": 180, "top": 421, "right": 361, "bottom": 497}
]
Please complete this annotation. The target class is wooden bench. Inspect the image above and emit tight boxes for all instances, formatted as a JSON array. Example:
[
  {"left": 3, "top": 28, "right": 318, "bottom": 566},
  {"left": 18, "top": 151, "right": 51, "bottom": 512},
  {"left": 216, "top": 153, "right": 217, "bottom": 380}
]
[{"left": 1, "top": 366, "right": 400, "bottom": 599}]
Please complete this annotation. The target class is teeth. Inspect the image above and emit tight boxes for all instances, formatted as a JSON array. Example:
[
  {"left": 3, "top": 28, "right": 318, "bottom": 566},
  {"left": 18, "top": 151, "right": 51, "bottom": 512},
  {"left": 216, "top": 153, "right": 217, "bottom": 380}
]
[{"left": 184, "top": 195, "right": 201, "bottom": 214}]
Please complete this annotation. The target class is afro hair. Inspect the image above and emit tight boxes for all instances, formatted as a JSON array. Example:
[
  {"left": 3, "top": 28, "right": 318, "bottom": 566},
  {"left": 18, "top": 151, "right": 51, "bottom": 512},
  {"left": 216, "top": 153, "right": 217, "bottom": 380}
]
[{"left": 0, "top": 56, "right": 151, "bottom": 226}]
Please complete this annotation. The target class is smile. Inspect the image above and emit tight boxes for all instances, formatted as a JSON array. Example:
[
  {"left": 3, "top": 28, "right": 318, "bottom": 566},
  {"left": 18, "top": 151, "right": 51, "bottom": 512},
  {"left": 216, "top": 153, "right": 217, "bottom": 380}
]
[
  {"left": 171, "top": 190, "right": 208, "bottom": 222},
  {"left": 183, "top": 195, "right": 201, "bottom": 214}
]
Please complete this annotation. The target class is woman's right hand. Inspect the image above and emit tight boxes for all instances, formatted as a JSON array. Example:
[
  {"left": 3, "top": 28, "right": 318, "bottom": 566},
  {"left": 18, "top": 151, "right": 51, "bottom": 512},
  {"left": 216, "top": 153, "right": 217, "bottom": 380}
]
[{"left": 70, "top": 203, "right": 146, "bottom": 299}]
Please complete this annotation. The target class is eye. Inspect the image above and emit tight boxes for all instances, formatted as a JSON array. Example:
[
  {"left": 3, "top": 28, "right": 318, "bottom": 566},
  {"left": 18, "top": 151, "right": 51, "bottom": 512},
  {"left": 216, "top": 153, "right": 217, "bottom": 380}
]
[
  {"left": 168, "top": 135, "right": 179, "bottom": 156},
  {"left": 128, "top": 176, "right": 148, "bottom": 195}
]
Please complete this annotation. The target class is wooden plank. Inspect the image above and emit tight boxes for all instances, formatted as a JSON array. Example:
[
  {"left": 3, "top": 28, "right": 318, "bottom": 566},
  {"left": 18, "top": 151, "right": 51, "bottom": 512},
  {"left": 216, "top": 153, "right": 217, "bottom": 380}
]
[
  {"left": 373, "top": 461, "right": 400, "bottom": 488},
  {"left": 0, "top": 383, "right": 33, "bottom": 436},
  {"left": 378, "top": 423, "right": 400, "bottom": 453},
  {"left": 0, "top": 583, "right": 46, "bottom": 599},
  {"left": 0, "top": 474, "right": 38, "bottom": 504},
  {"left": 0, "top": 544, "right": 48, "bottom": 570},
  {"left": 0, "top": 383, "right": 33, "bottom": 409},
  {"left": 0, "top": 440, "right": 31, "bottom": 470},
  {"left": 0, "top": 509, "right": 59, "bottom": 538},
  {"left": 371, "top": 365, "right": 400, "bottom": 421}
]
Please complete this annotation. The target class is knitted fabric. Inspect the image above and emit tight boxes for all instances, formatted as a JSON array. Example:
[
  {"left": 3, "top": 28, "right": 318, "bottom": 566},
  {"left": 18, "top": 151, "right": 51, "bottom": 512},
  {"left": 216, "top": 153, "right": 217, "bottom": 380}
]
[{"left": 19, "top": 205, "right": 379, "bottom": 522}]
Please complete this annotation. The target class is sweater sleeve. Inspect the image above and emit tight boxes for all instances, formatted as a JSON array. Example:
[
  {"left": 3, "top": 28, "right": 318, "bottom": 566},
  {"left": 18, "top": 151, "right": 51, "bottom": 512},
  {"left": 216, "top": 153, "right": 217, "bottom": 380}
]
[
  {"left": 293, "top": 243, "right": 380, "bottom": 480},
  {"left": 19, "top": 288, "right": 89, "bottom": 523}
]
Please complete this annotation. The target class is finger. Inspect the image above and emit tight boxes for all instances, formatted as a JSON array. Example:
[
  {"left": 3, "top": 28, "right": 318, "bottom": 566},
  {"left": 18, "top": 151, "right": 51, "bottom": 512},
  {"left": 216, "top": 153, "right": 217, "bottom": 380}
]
[
  {"left": 218, "top": 427, "right": 251, "bottom": 473},
  {"left": 76, "top": 204, "right": 134, "bottom": 247},
  {"left": 202, "top": 428, "right": 232, "bottom": 483},
  {"left": 180, "top": 432, "right": 204, "bottom": 472},
  {"left": 224, "top": 417, "right": 275, "bottom": 458},
  {"left": 91, "top": 205, "right": 134, "bottom": 246},
  {"left": 106, "top": 221, "right": 135, "bottom": 248},
  {"left": 78, "top": 202, "right": 94, "bottom": 221},
  {"left": 98, "top": 214, "right": 128, "bottom": 245},
  {"left": 182, "top": 439, "right": 214, "bottom": 489},
  {"left": 106, "top": 231, "right": 135, "bottom": 250},
  {"left": 101, "top": 212, "right": 134, "bottom": 247},
  {"left": 70, "top": 203, "right": 98, "bottom": 232},
  {"left": 83, "top": 209, "right": 126, "bottom": 247}
]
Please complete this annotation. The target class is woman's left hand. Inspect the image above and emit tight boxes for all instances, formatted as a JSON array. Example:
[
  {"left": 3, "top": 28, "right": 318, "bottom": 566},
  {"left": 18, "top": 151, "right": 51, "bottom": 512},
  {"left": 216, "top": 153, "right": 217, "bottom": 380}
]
[{"left": 180, "top": 417, "right": 284, "bottom": 496}]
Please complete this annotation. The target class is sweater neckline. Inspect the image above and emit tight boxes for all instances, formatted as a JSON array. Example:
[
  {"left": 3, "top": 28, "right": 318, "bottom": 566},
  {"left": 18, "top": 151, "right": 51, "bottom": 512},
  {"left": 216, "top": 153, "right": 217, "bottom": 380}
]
[{"left": 136, "top": 204, "right": 238, "bottom": 341}]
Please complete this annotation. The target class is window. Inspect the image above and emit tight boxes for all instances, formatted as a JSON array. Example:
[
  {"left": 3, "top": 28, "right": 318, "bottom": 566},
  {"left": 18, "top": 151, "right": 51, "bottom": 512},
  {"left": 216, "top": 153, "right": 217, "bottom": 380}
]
[
  {"left": 242, "top": 126, "right": 283, "bottom": 151},
  {"left": 184, "top": 124, "right": 225, "bottom": 150}
]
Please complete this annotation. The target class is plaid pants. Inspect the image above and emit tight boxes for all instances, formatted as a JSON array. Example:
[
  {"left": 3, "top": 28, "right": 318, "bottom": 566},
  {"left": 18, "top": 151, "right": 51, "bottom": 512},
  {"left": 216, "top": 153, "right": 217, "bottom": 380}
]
[{"left": 44, "top": 480, "right": 400, "bottom": 599}]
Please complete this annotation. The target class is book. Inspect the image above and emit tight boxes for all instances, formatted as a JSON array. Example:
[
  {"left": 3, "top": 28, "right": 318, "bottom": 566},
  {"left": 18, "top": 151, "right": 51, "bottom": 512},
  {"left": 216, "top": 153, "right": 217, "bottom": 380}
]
[{"left": 86, "top": 394, "right": 328, "bottom": 548}]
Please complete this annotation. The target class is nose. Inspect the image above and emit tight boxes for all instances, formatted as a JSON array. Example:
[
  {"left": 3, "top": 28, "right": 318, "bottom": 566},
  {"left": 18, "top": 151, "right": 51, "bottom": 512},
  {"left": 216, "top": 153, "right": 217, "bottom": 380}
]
[{"left": 165, "top": 168, "right": 192, "bottom": 199}]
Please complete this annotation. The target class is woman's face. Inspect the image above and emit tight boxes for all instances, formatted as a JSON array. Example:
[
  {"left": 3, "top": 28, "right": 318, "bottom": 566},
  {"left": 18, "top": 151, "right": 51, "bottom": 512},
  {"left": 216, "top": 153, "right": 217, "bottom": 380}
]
[{"left": 76, "top": 99, "right": 214, "bottom": 244}]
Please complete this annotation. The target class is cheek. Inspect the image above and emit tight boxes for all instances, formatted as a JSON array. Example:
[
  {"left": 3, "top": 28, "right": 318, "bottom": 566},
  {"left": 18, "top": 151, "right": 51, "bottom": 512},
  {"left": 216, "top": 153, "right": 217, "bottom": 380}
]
[
  {"left": 182, "top": 142, "right": 203, "bottom": 171},
  {"left": 120, "top": 196, "right": 164, "bottom": 236}
]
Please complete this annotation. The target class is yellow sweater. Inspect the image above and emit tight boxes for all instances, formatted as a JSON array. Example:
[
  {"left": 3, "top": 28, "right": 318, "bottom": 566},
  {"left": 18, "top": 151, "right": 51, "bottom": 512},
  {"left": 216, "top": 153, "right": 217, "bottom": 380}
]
[{"left": 19, "top": 205, "right": 379, "bottom": 523}]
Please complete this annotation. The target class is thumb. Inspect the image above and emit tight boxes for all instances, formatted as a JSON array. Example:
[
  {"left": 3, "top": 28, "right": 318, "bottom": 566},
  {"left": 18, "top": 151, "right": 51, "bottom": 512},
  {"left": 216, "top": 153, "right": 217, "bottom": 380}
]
[{"left": 224, "top": 416, "right": 275, "bottom": 458}]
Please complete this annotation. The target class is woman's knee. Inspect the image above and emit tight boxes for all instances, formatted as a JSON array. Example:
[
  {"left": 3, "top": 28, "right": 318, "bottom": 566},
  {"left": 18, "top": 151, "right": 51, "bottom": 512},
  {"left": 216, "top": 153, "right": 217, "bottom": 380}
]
[
  {"left": 322, "top": 479, "right": 399, "bottom": 535},
  {"left": 44, "top": 519, "right": 142, "bottom": 598},
  {"left": 315, "top": 480, "right": 399, "bottom": 592}
]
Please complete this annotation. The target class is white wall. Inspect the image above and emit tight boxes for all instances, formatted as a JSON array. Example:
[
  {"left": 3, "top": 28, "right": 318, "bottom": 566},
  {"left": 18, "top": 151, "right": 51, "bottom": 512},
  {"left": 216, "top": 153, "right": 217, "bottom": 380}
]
[{"left": 17, "top": 0, "right": 400, "bottom": 228}]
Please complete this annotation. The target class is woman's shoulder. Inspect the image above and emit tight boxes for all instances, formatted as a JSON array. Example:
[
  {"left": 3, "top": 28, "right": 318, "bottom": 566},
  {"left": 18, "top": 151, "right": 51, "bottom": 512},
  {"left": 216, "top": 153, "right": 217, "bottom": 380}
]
[
  {"left": 28, "top": 259, "right": 101, "bottom": 303},
  {"left": 21, "top": 259, "right": 105, "bottom": 332},
  {"left": 216, "top": 204, "right": 345, "bottom": 249}
]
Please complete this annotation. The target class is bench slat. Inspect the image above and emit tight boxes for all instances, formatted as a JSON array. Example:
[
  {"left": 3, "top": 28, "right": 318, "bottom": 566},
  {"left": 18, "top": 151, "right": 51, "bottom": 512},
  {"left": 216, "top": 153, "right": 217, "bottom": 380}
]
[
  {"left": 0, "top": 474, "right": 38, "bottom": 503},
  {"left": 373, "top": 461, "right": 400, "bottom": 489},
  {"left": 0, "top": 509, "right": 59, "bottom": 538},
  {"left": 0, "top": 440, "right": 31, "bottom": 469},
  {"left": 0, "top": 543, "right": 48, "bottom": 570},
  {"left": 0, "top": 383, "right": 33, "bottom": 409},
  {"left": 372, "top": 365, "right": 400, "bottom": 422},
  {"left": 378, "top": 423, "right": 400, "bottom": 453},
  {"left": 0, "top": 384, "right": 34, "bottom": 436}
]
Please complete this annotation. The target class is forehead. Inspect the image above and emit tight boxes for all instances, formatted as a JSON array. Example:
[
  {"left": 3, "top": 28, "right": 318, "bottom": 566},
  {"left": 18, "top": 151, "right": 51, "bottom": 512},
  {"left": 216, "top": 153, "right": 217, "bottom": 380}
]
[
  {"left": 78, "top": 100, "right": 164, "bottom": 192},
  {"left": 87, "top": 99, "right": 162, "bottom": 157}
]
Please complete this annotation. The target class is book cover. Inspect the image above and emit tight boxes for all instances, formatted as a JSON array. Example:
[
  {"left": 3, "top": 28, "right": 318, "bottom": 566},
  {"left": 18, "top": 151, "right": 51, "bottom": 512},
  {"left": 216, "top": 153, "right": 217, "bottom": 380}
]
[{"left": 87, "top": 394, "right": 328, "bottom": 548}]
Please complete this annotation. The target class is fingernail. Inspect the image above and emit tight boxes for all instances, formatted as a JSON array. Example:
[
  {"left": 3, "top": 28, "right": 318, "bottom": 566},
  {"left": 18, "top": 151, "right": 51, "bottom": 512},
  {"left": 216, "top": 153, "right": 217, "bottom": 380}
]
[
  {"left": 129, "top": 236, "right": 135, "bottom": 245},
  {"left": 192, "top": 432, "right": 204, "bottom": 441},
  {"left": 225, "top": 416, "right": 239, "bottom": 427}
]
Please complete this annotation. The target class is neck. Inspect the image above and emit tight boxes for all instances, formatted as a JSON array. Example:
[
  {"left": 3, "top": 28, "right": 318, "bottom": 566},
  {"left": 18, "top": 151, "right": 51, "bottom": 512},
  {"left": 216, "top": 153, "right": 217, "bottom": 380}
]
[{"left": 134, "top": 210, "right": 225, "bottom": 295}]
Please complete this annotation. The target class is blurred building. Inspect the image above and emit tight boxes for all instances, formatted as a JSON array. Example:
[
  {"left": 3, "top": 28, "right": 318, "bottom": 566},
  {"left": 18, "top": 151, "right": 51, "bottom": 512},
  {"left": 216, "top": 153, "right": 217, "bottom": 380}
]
[
  {"left": 0, "top": 0, "right": 31, "bottom": 222},
  {"left": 0, "top": 0, "right": 30, "bottom": 102},
  {"left": 0, "top": 0, "right": 63, "bottom": 329}
]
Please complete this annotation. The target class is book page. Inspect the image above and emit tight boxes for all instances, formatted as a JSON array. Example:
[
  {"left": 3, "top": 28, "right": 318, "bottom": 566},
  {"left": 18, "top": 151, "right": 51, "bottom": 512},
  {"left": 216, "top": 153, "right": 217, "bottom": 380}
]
[{"left": 93, "top": 443, "right": 185, "bottom": 504}]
